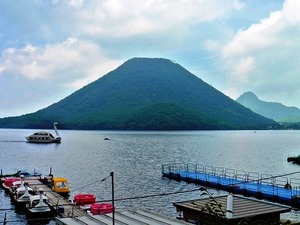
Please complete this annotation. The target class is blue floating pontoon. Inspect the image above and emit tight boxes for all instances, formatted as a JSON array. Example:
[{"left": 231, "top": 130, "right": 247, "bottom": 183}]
[{"left": 162, "top": 163, "right": 300, "bottom": 207}]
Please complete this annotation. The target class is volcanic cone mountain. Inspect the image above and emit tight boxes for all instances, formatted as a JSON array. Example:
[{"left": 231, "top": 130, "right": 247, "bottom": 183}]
[{"left": 0, "top": 58, "right": 277, "bottom": 130}]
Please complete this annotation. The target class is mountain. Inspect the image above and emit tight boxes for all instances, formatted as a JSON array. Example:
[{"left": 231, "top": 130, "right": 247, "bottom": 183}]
[
  {"left": 236, "top": 91, "right": 300, "bottom": 122},
  {"left": 0, "top": 58, "right": 277, "bottom": 130}
]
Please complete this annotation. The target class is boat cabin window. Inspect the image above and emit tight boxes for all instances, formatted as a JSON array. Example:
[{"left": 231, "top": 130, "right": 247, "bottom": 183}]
[
  {"left": 17, "top": 189, "right": 34, "bottom": 198},
  {"left": 31, "top": 199, "right": 48, "bottom": 207},
  {"left": 56, "top": 181, "right": 68, "bottom": 188}
]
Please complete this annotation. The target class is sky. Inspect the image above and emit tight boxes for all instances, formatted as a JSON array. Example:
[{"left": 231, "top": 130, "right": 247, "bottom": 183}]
[{"left": 1, "top": 0, "right": 299, "bottom": 118}]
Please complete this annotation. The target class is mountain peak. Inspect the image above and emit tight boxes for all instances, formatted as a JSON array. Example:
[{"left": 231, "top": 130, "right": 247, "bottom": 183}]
[
  {"left": 236, "top": 92, "right": 300, "bottom": 122},
  {"left": 237, "top": 91, "right": 259, "bottom": 102},
  {"left": 0, "top": 58, "right": 277, "bottom": 130}
]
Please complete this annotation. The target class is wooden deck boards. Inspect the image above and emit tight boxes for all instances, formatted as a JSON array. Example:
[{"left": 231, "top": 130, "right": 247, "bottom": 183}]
[{"left": 173, "top": 194, "right": 291, "bottom": 224}]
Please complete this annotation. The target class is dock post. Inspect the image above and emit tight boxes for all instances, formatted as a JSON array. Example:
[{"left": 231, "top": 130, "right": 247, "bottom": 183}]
[
  {"left": 3, "top": 213, "right": 6, "bottom": 225},
  {"left": 111, "top": 172, "right": 115, "bottom": 225},
  {"left": 49, "top": 167, "right": 53, "bottom": 176},
  {"left": 102, "top": 172, "right": 115, "bottom": 225}
]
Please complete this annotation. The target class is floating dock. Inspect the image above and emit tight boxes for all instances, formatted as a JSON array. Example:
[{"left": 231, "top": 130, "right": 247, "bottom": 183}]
[{"left": 162, "top": 163, "right": 300, "bottom": 207}]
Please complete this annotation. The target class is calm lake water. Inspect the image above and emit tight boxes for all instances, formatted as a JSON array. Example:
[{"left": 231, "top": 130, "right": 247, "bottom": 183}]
[{"left": 1, "top": 129, "right": 300, "bottom": 224}]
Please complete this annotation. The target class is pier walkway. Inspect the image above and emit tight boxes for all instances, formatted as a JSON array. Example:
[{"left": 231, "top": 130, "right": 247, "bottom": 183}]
[
  {"left": 25, "top": 177, "right": 87, "bottom": 217},
  {"left": 162, "top": 163, "right": 300, "bottom": 207},
  {"left": 0, "top": 176, "right": 87, "bottom": 218}
]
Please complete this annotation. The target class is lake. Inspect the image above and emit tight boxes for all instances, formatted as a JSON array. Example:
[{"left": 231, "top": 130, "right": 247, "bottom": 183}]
[{"left": 1, "top": 129, "right": 300, "bottom": 224}]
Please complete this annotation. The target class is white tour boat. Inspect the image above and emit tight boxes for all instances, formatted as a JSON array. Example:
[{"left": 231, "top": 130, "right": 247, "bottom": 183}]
[{"left": 26, "top": 122, "right": 61, "bottom": 143}]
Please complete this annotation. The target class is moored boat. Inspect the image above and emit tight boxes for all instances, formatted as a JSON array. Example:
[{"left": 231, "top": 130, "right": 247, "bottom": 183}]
[
  {"left": 26, "top": 188, "right": 53, "bottom": 218},
  {"left": 52, "top": 177, "right": 70, "bottom": 197},
  {"left": 2, "top": 177, "right": 21, "bottom": 191},
  {"left": 74, "top": 193, "right": 96, "bottom": 210},
  {"left": 26, "top": 122, "right": 61, "bottom": 143},
  {"left": 287, "top": 155, "right": 300, "bottom": 164},
  {"left": 9, "top": 175, "right": 25, "bottom": 193},
  {"left": 0, "top": 169, "right": 42, "bottom": 178},
  {"left": 90, "top": 202, "right": 114, "bottom": 215},
  {"left": 13, "top": 182, "right": 35, "bottom": 205}
]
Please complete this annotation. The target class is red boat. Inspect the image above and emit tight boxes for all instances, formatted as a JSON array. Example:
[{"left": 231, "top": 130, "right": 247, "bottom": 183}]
[
  {"left": 90, "top": 203, "right": 113, "bottom": 215},
  {"left": 74, "top": 193, "right": 96, "bottom": 205},
  {"left": 73, "top": 193, "right": 97, "bottom": 210},
  {"left": 2, "top": 177, "right": 21, "bottom": 191}
]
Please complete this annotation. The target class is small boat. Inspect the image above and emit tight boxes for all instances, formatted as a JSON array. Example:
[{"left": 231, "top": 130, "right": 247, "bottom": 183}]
[
  {"left": 9, "top": 175, "right": 25, "bottom": 193},
  {"left": 74, "top": 193, "right": 96, "bottom": 210},
  {"left": 1, "top": 169, "right": 42, "bottom": 178},
  {"left": 287, "top": 155, "right": 300, "bottom": 164},
  {"left": 2, "top": 177, "right": 21, "bottom": 191},
  {"left": 17, "top": 169, "right": 42, "bottom": 177},
  {"left": 90, "top": 203, "right": 113, "bottom": 215},
  {"left": 13, "top": 182, "right": 35, "bottom": 205},
  {"left": 52, "top": 177, "right": 70, "bottom": 197},
  {"left": 26, "top": 122, "right": 61, "bottom": 143},
  {"left": 26, "top": 188, "right": 52, "bottom": 218}
]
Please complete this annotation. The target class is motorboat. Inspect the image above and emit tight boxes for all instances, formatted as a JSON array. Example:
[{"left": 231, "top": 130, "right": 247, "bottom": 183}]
[
  {"left": 26, "top": 122, "right": 61, "bottom": 143},
  {"left": 26, "top": 188, "right": 52, "bottom": 218}
]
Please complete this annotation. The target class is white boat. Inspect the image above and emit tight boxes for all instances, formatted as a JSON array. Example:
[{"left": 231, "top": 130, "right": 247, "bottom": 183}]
[
  {"left": 26, "top": 122, "right": 61, "bottom": 143},
  {"left": 13, "top": 182, "right": 34, "bottom": 204},
  {"left": 26, "top": 188, "right": 52, "bottom": 217}
]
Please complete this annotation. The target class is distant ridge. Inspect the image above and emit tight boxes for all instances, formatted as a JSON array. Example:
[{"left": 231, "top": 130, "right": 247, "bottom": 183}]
[
  {"left": 0, "top": 58, "right": 277, "bottom": 130},
  {"left": 236, "top": 91, "right": 300, "bottom": 122}
]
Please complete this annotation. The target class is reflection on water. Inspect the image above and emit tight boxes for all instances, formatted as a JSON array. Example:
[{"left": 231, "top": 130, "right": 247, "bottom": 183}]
[{"left": 1, "top": 129, "right": 300, "bottom": 224}]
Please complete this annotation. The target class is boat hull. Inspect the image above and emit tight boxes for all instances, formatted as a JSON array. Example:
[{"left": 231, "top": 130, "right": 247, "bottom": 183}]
[
  {"left": 287, "top": 157, "right": 300, "bottom": 164},
  {"left": 26, "top": 136, "right": 61, "bottom": 143}
]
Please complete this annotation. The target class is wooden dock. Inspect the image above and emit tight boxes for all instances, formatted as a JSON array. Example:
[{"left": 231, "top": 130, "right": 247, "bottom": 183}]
[
  {"left": 162, "top": 163, "right": 300, "bottom": 207},
  {"left": 1, "top": 175, "right": 190, "bottom": 224}
]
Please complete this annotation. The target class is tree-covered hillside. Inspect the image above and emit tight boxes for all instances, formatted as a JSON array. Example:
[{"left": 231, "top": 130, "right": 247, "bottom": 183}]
[
  {"left": 236, "top": 91, "right": 300, "bottom": 123},
  {"left": 0, "top": 58, "right": 277, "bottom": 130}
]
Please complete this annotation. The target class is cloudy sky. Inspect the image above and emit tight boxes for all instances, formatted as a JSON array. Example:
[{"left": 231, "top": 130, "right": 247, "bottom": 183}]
[{"left": 0, "top": 0, "right": 299, "bottom": 118}]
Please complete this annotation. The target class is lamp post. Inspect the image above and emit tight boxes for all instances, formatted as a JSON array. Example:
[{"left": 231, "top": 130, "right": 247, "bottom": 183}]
[
  {"left": 102, "top": 172, "right": 115, "bottom": 225},
  {"left": 111, "top": 172, "right": 115, "bottom": 225}
]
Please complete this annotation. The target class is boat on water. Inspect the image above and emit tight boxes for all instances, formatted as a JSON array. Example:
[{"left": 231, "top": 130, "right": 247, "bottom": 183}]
[
  {"left": 1, "top": 177, "right": 21, "bottom": 191},
  {"left": 74, "top": 193, "right": 96, "bottom": 210},
  {"left": 287, "top": 155, "right": 300, "bottom": 164},
  {"left": 52, "top": 177, "right": 70, "bottom": 197},
  {"left": 90, "top": 203, "right": 114, "bottom": 215},
  {"left": 0, "top": 169, "right": 42, "bottom": 178},
  {"left": 73, "top": 193, "right": 113, "bottom": 214},
  {"left": 13, "top": 182, "right": 35, "bottom": 205},
  {"left": 26, "top": 122, "right": 61, "bottom": 143},
  {"left": 26, "top": 188, "right": 53, "bottom": 218}
]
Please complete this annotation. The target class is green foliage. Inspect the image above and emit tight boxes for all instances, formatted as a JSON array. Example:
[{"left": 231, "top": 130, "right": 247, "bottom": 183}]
[{"left": 0, "top": 58, "right": 278, "bottom": 130}]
